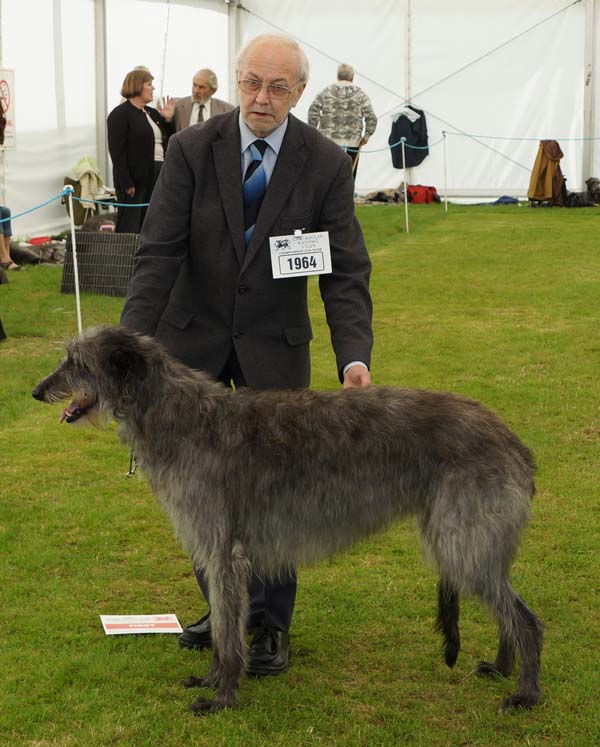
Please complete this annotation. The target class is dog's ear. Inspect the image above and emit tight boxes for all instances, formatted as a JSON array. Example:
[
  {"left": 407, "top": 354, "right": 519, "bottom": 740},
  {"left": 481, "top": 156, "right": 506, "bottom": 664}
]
[{"left": 107, "top": 348, "right": 148, "bottom": 383}]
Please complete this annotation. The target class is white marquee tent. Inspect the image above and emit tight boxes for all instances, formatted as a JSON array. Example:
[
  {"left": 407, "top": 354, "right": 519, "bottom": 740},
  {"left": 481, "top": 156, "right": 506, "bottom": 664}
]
[{"left": 1, "top": 0, "right": 599, "bottom": 235}]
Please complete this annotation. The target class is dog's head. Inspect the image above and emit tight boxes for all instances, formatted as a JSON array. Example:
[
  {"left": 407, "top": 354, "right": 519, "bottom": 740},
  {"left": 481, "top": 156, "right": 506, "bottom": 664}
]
[
  {"left": 585, "top": 177, "right": 600, "bottom": 196},
  {"left": 32, "top": 326, "right": 151, "bottom": 425}
]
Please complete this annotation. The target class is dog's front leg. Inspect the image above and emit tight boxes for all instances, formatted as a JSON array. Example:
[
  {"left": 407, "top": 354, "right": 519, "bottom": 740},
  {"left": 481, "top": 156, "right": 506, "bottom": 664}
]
[
  {"left": 188, "top": 546, "right": 251, "bottom": 715},
  {"left": 181, "top": 649, "right": 222, "bottom": 690}
]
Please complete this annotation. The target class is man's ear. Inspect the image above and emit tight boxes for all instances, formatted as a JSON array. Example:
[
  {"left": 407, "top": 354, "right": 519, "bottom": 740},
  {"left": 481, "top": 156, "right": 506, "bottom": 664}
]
[{"left": 291, "top": 81, "right": 307, "bottom": 108}]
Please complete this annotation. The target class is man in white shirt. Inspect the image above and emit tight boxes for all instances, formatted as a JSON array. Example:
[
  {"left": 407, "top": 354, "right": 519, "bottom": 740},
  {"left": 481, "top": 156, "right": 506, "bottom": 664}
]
[{"left": 173, "top": 68, "right": 234, "bottom": 131}]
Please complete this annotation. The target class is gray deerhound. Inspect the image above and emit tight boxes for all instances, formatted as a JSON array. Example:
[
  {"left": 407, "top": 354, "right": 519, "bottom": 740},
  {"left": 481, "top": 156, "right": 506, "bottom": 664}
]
[{"left": 32, "top": 326, "right": 543, "bottom": 715}]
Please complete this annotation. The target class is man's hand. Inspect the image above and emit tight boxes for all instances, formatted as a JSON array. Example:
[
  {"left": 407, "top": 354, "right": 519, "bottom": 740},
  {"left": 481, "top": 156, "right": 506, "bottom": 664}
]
[
  {"left": 343, "top": 364, "right": 371, "bottom": 389},
  {"left": 158, "top": 95, "right": 175, "bottom": 122},
  {"left": 125, "top": 186, "right": 136, "bottom": 197}
]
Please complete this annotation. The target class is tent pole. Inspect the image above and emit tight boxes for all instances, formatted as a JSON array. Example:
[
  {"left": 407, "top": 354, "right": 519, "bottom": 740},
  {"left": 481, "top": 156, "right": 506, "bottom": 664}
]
[
  {"left": 443, "top": 132, "right": 448, "bottom": 214},
  {"left": 583, "top": 0, "right": 597, "bottom": 185},
  {"left": 405, "top": 0, "right": 413, "bottom": 187},
  {"left": 94, "top": 0, "right": 109, "bottom": 186},
  {"left": 66, "top": 187, "right": 83, "bottom": 334},
  {"left": 228, "top": 1, "right": 241, "bottom": 106},
  {"left": 402, "top": 139, "right": 409, "bottom": 235}
]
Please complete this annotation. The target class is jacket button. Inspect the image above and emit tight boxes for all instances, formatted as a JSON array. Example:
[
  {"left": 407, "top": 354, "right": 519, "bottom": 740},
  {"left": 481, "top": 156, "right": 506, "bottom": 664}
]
[
  {"left": 238, "top": 285, "right": 249, "bottom": 294},
  {"left": 233, "top": 331, "right": 244, "bottom": 340}
]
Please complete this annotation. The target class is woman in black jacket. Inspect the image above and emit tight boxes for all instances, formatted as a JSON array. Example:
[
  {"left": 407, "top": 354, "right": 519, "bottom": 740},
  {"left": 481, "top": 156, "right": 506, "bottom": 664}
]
[{"left": 107, "top": 69, "right": 175, "bottom": 233}]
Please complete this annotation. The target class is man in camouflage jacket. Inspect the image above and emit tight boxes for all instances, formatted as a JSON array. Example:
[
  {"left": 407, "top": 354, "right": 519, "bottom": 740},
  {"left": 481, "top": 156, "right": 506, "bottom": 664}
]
[{"left": 308, "top": 63, "right": 377, "bottom": 179}]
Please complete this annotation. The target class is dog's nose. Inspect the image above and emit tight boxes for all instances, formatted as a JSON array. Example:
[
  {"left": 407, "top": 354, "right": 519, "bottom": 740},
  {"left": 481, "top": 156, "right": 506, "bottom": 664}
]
[{"left": 32, "top": 385, "right": 44, "bottom": 401}]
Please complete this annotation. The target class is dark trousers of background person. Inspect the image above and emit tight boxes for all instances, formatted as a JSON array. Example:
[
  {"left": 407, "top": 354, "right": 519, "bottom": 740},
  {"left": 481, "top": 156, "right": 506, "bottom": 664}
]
[
  {"left": 345, "top": 147, "right": 360, "bottom": 181},
  {"left": 193, "top": 348, "right": 297, "bottom": 632},
  {"left": 115, "top": 161, "right": 163, "bottom": 234}
]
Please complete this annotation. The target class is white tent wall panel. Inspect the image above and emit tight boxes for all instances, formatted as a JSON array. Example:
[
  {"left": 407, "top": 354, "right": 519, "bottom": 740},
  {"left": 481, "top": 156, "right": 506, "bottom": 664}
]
[
  {"left": 592, "top": 0, "right": 600, "bottom": 178},
  {"left": 1, "top": 0, "right": 96, "bottom": 236},
  {"left": 105, "top": 0, "right": 230, "bottom": 112},
  {"left": 239, "top": 0, "right": 590, "bottom": 195},
  {"left": 1, "top": 0, "right": 599, "bottom": 236}
]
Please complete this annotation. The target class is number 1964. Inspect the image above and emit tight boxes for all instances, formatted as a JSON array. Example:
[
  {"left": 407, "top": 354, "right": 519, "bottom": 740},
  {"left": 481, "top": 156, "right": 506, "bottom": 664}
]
[{"left": 286, "top": 255, "right": 318, "bottom": 271}]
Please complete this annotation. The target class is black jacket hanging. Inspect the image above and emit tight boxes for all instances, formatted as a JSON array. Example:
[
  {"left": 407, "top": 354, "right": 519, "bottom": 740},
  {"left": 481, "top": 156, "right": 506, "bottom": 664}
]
[{"left": 389, "top": 106, "right": 429, "bottom": 168}]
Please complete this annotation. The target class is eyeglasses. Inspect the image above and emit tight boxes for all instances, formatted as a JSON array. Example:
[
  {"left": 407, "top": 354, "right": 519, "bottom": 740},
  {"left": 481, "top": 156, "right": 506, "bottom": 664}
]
[{"left": 238, "top": 79, "right": 297, "bottom": 100}]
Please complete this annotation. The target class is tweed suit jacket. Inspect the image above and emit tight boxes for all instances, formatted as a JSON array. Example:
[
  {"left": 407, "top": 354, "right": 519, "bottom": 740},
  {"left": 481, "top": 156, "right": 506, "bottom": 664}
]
[
  {"left": 120, "top": 109, "right": 373, "bottom": 389},
  {"left": 173, "top": 96, "right": 235, "bottom": 131}
]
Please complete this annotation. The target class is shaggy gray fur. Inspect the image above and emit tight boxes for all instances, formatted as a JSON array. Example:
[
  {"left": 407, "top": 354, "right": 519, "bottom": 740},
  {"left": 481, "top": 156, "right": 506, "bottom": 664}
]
[{"left": 33, "top": 326, "right": 543, "bottom": 715}]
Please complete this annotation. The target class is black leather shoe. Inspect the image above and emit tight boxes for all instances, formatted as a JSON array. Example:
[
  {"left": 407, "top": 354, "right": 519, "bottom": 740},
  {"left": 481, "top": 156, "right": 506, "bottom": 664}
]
[
  {"left": 178, "top": 614, "right": 212, "bottom": 650},
  {"left": 246, "top": 626, "right": 290, "bottom": 677}
]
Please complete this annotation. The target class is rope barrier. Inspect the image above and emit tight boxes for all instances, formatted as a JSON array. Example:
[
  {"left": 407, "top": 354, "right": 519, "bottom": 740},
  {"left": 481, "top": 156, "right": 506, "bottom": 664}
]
[
  {"left": 444, "top": 131, "right": 600, "bottom": 142},
  {"left": 1, "top": 121, "right": 595, "bottom": 231},
  {"left": 343, "top": 136, "right": 446, "bottom": 156},
  {"left": 71, "top": 195, "right": 149, "bottom": 208},
  {"left": 1, "top": 121, "right": 594, "bottom": 248},
  {"left": 0, "top": 190, "right": 71, "bottom": 223}
]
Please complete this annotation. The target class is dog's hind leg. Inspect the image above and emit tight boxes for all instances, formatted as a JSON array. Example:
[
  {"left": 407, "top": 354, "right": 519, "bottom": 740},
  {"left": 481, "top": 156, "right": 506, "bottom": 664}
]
[
  {"left": 435, "top": 578, "right": 461, "bottom": 668},
  {"left": 476, "top": 628, "right": 515, "bottom": 679},
  {"left": 478, "top": 579, "right": 543, "bottom": 712},
  {"left": 188, "top": 543, "right": 251, "bottom": 715}
]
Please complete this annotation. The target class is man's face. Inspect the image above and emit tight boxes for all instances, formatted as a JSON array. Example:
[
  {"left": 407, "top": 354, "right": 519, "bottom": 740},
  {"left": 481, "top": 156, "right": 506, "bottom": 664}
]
[
  {"left": 238, "top": 39, "right": 306, "bottom": 138},
  {"left": 192, "top": 74, "right": 215, "bottom": 103}
]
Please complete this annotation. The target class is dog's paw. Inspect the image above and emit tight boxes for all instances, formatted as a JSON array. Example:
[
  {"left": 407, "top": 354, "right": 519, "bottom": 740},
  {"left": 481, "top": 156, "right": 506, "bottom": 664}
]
[
  {"left": 498, "top": 692, "right": 542, "bottom": 713},
  {"left": 189, "top": 697, "right": 230, "bottom": 715},
  {"left": 181, "top": 672, "right": 222, "bottom": 689},
  {"left": 181, "top": 676, "right": 208, "bottom": 689},
  {"left": 475, "top": 661, "right": 507, "bottom": 679}
]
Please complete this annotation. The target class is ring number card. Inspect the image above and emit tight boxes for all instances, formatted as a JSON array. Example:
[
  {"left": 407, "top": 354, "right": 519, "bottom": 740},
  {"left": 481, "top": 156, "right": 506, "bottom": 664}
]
[{"left": 269, "top": 231, "right": 332, "bottom": 279}]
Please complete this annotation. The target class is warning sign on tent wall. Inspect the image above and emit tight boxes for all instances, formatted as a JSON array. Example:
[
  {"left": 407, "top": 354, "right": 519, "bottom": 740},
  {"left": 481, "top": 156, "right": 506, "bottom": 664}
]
[{"left": 0, "top": 69, "right": 15, "bottom": 148}]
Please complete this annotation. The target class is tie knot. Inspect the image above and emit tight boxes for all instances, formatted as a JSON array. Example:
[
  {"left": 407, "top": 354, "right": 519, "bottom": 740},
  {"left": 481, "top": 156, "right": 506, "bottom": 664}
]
[{"left": 250, "top": 139, "right": 268, "bottom": 160}]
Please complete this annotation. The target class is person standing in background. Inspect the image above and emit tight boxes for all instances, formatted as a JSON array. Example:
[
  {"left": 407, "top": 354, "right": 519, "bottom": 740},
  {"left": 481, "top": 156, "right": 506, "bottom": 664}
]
[
  {"left": 0, "top": 101, "right": 18, "bottom": 271},
  {"left": 107, "top": 69, "right": 175, "bottom": 233},
  {"left": 173, "top": 69, "right": 234, "bottom": 131},
  {"left": 308, "top": 63, "right": 377, "bottom": 179}
]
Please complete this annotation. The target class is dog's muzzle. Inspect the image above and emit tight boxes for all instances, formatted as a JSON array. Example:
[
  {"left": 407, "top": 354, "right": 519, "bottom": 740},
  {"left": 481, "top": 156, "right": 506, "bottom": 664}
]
[
  {"left": 32, "top": 385, "right": 97, "bottom": 424},
  {"left": 58, "top": 395, "right": 97, "bottom": 423}
]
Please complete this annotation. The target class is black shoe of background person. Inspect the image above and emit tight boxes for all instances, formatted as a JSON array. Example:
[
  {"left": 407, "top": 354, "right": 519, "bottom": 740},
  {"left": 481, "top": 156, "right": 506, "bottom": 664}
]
[
  {"left": 246, "top": 626, "right": 290, "bottom": 677},
  {"left": 178, "top": 613, "right": 212, "bottom": 650}
]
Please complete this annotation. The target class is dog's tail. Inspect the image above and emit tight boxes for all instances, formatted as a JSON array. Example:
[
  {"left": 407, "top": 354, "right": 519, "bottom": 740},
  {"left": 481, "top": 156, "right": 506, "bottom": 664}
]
[{"left": 435, "top": 579, "right": 460, "bottom": 668}]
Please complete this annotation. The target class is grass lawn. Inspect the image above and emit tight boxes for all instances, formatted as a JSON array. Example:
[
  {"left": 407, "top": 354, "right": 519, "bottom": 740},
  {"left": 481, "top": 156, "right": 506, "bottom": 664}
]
[{"left": 1, "top": 204, "right": 599, "bottom": 746}]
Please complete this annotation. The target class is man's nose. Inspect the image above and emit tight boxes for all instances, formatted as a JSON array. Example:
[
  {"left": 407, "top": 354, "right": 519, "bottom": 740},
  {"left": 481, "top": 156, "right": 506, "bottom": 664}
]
[{"left": 255, "top": 85, "right": 270, "bottom": 104}]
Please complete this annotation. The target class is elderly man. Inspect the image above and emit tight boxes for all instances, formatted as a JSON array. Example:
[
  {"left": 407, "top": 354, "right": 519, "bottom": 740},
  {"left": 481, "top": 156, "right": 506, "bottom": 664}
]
[
  {"left": 308, "top": 63, "right": 377, "bottom": 179},
  {"left": 121, "top": 34, "right": 373, "bottom": 677},
  {"left": 173, "top": 68, "right": 234, "bottom": 131}
]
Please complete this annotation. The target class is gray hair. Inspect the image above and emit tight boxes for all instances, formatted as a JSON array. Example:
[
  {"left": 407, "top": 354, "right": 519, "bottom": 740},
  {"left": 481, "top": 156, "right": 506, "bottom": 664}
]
[
  {"left": 236, "top": 34, "right": 310, "bottom": 83},
  {"left": 194, "top": 68, "right": 218, "bottom": 90},
  {"left": 337, "top": 63, "right": 354, "bottom": 82}
]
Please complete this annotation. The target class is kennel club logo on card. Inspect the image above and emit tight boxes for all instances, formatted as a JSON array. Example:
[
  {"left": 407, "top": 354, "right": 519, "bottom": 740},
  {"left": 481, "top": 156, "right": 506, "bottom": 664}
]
[{"left": 269, "top": 230, "right": 332, "bottom": 279}]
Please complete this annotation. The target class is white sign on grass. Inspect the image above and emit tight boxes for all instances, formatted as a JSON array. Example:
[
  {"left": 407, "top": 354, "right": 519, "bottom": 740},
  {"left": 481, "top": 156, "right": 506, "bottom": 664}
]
[{"left": 100, "top": 614, "right": 182, "bottom": 635}]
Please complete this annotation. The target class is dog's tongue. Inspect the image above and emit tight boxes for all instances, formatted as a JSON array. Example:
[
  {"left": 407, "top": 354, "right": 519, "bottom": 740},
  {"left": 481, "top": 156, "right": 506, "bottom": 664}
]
[{"left": 60, "top": 402, "right": 81, "bottom": 424}]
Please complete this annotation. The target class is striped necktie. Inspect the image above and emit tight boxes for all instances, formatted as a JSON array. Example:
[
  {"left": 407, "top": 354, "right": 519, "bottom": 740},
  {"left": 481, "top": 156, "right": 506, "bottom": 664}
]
[
  {"left": 243, "top": 139, "right": 268, "bottom": 247},
  {"left": 197, "top": 104, "right": 205, "bottom": 122}
]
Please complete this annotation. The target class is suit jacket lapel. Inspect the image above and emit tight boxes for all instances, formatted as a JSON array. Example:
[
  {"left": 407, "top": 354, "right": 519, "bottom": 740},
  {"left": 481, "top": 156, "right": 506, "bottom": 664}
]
[
  {"left": 243, "top": 115, "right": 307, "bottom": 270},
  {"left": 212, "top": 113, "right": 245, "bottom": 265},
  {"left": 179, "top": 98, "right": 193, "bottom": 128}
]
